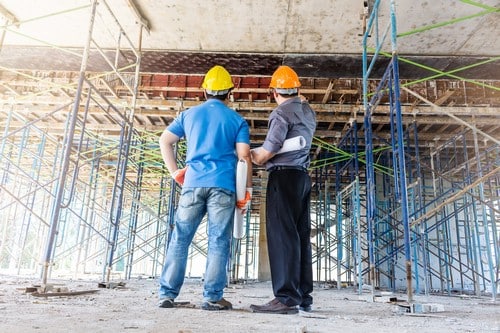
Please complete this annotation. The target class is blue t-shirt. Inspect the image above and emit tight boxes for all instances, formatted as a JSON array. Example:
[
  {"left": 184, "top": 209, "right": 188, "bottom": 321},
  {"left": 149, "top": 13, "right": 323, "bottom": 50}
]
[{"left": 167, "top": 99, "right": 250, "bottom": 192}]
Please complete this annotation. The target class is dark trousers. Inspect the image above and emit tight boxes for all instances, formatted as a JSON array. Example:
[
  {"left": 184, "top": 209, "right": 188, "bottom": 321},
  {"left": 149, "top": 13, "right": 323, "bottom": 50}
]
[{"left": 266, "top": 169, "right": 313, "bottom": 307}]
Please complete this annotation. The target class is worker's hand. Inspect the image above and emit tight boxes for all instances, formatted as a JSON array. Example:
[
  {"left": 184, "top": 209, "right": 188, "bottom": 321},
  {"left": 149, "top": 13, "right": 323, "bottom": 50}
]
[
  {"left": 171, "top": 167, "right": 187, "bottom": 186},
  {"left": 250, "top": 148, "right": 263, "bottom": 166},
  {"left": 236, "top": 188, "right": 252, "bottom": 214}
]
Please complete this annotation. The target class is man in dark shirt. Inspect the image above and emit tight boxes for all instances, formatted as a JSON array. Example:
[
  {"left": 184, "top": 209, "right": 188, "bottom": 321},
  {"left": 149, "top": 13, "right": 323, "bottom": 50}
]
[{"left": 250, "top": 65, "right": 316, "bottom": 314}]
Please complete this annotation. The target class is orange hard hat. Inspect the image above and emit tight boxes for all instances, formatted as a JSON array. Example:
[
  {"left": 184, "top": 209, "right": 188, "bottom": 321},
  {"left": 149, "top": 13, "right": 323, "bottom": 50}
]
[{"left": 269, "top": 65, "right": 301, "bottom": 89}]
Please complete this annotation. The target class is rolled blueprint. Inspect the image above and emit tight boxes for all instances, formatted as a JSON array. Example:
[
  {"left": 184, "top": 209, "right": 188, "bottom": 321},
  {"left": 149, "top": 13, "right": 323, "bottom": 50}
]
[
  {"left": 233, "top": 159, "right": 248, "bottom": 239},
  {"left": 276, "top": 136, "right": 306, "bottom": 155}
]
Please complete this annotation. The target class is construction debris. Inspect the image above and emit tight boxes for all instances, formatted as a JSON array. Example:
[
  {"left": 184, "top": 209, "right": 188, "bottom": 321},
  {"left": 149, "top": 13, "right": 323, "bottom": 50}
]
[
  {"left": 97, "top": 281, "right": 127, "bottom": 289},
  {"left": 22, "top": 283, "right": 99, "bottom": 297}
]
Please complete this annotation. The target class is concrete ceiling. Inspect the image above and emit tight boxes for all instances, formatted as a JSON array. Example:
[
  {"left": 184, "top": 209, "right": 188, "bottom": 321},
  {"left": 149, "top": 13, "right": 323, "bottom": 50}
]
[
  {"left": 1, "top": 0, "right": 499, "bottom": 78},
  {"left": 0, "top": 0, "right": 498, "bottom": 149}
]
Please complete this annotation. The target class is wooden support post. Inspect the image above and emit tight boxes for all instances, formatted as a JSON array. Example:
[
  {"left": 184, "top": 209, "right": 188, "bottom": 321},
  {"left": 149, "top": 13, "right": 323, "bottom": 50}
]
[{"left": 257, "top": 171, "right": 271, "bottom": 281}]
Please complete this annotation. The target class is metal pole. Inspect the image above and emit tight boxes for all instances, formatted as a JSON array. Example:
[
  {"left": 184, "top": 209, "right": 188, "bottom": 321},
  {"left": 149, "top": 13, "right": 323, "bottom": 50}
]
[
  {"left": 41, "top": 0, "right": 98, "bottom": 286},
  {"left": 389, "top": 0, "right": 413, "bottom": 302},
  {"left": 472, "top": 129, "right": 497, "bottom": 301}
]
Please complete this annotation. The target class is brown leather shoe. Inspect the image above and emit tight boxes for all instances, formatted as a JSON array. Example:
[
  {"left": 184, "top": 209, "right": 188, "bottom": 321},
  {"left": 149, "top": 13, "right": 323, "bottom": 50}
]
[{"left": 250, "top": 298, "right": 298, "bottom": 314}]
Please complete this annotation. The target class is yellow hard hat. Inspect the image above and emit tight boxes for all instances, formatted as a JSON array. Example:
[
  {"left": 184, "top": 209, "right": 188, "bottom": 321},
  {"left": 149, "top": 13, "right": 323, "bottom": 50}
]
[
  {"left": 269, "top": 65, "right": 301, "bottom": 89},
  {"left": 202, "top": 65, "right": 234, "bottom": 94}
]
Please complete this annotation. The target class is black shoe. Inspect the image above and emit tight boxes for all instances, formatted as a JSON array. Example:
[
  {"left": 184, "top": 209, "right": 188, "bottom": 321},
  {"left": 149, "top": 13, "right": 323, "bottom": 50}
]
[
  {"left": 201, "top": 298, "right": 233, "bottom": 311},
  {"left": 158, "top": 298, "right": 175, "bottom": 308},
  {"left": 250, "top": 298, "right": 298, "bottom": 314},
  {"left": 299, "top": 304, "right": 312, "bottom": 312}
]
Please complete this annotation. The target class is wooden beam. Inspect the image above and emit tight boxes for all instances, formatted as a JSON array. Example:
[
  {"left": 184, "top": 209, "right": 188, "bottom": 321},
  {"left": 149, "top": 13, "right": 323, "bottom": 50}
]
[{"left": 322, "top": 80, "right": 335, "bottom": 104}]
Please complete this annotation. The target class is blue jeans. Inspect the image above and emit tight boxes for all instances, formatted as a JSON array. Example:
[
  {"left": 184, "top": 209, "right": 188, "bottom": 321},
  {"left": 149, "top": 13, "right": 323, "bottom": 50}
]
[{"left": 158, "top": 187, "right": 235, "bottom": 302}]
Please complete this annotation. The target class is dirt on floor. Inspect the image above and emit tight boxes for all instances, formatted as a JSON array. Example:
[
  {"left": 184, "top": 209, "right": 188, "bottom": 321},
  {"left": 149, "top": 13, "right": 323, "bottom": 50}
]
[{"left": 0, "top": 274, "right": 498, "bottom": 333}]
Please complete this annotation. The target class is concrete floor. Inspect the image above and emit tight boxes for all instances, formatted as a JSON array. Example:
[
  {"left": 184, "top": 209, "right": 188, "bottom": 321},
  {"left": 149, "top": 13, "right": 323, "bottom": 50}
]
[{"left": 0, "top": 274, "right": 498, "bottom": 333}]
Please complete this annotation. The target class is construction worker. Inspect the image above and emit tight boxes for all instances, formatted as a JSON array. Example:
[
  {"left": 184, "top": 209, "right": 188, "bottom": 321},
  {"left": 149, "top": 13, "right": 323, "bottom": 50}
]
[
  {"left": 250, "top": 65, "right": 316, "bottom": 314},
  {"left": 158, "top": 65, "right": 252, "bottom": 310}
]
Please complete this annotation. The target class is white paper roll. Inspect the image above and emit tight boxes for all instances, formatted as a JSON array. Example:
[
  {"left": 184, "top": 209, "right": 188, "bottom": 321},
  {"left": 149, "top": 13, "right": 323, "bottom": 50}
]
[
  {"left": 276, "top": 136, "right": 306, "bottom": 155},
  {"left": 233, "top": 159, "right": 247, "bottom": 239}
]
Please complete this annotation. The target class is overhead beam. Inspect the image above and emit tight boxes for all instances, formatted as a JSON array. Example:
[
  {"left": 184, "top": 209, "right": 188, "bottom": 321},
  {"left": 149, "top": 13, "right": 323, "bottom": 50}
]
[
  {"left": 2, "top": 95, "right": 499, "bottom": 116},
  {"left": 2, "top": 120, "right": 497, "bottom": 145},
  {"left": 402, "top": 86, "right": 500, "bottom": 146}
]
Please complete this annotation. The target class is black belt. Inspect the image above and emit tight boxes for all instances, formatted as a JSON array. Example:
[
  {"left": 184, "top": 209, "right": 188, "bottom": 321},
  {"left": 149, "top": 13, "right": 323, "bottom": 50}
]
[{"left": 268, "top": 165, "right": 307, "bottom": 173}]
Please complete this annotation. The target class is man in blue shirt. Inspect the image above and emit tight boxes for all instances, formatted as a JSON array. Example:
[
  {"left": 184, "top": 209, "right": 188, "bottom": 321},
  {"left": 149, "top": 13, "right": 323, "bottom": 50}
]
[
  {"left": 250, "top": 65, "right": 316, "bottom": 314},
  {"left": 158, "top": 65, "right": 252, "bottom": 310}
]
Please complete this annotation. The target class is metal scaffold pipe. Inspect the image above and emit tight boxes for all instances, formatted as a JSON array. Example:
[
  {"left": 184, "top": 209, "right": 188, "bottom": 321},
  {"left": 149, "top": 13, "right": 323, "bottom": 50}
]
[
  {"left": 389, "top": 0, "right": 413, "bottom": 302},
  {"left": 41, "top": 0, "right": 98, "bottom": 286}
]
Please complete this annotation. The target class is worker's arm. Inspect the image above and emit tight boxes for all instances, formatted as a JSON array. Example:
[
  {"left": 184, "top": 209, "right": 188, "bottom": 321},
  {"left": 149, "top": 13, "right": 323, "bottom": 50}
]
[
  {"left": 236, "top": 142, "right": 252, "bottom": 188},
  {"left": 250, "top": 146, "right": 275, "bottom": 166},
  {"left": 159, "top": 128, "right": 181, "bottom": 175}
]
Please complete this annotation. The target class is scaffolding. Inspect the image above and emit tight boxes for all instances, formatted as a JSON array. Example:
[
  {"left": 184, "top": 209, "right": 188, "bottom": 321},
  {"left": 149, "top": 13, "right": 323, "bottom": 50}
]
[
  {"left": 0, "top": 1, "right": 169, "bottom": 284},
  {"left": 361, "top": 0, "right": 499, "bottom": 301},
  {"left": 0, "top": 1, "right": 262, "bottom": 284},
  {"left": 0, "top": 0, "right": 498, "bottom": 300}
]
